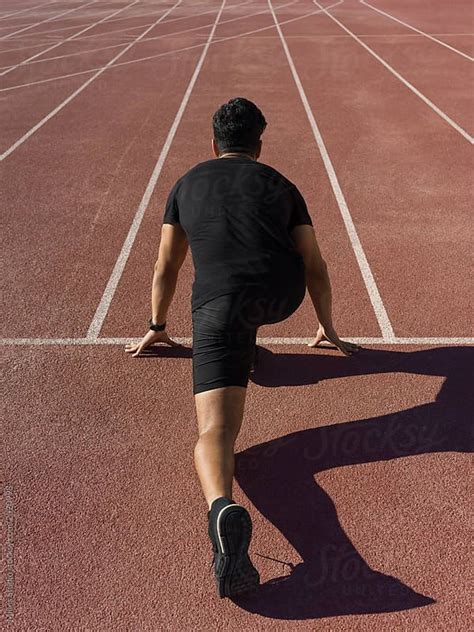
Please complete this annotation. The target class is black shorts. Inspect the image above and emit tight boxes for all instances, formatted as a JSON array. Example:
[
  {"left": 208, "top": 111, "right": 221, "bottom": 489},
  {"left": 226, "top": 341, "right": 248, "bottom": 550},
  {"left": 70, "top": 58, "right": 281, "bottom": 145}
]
[{"left": 192, "top": 279, "right": 306, "bottom": 395}]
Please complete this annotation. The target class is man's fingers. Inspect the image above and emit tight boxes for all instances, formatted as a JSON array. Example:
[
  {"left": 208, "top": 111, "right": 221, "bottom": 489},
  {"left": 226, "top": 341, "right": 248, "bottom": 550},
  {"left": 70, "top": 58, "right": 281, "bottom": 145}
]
[
  {"left": 337, "top": 340, "right": 361, "bottom": 355},
  {"left": 307, "top": 329, "right": 362, "bottom": 355},
  {"left": 125, "top": 344, "right": 139, "bottom": 354},
  {"left": 124, "top": 342, "right": 145, "bottom": 357},
  {"left": 344, "top": 341, "right": 361, "bottom": 352},
  {"left": 125, "top": 333, "right": 183, "bottom": 356},
  {"left": 334, "top": 341, "right": 352, "bottom": 356}
]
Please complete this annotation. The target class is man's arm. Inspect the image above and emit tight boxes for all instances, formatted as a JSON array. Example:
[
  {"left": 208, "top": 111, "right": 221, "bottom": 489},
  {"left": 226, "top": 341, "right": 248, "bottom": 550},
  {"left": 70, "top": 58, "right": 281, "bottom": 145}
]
[
  {"left": 290, "top": 225, "right": 333, "bottom": 329},
  {"left": 290, "top": 224, "right": 360, "bottom": 355},
  {"left": 151, "top": 223, "right": 188, "bottom": 324},
  {"left": 124, "top": 223, "right": 188, "bottom": 357}
]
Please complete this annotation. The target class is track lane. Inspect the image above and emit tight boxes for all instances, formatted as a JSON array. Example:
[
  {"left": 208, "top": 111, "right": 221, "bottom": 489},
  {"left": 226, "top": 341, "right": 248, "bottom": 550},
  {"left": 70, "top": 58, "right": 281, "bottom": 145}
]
[
  {"left": 0, "top": 0, "right": 140, "bottom": 76},
  {"left": 0, "top": 25, "right": 211, "bottom": 94},
  {"left": 359, "top": 0, "right": 472, "bottom": 60},
  {"left": 361, "top": 0, "right": 473, "bottom": 36},
  {"left": 325, "top": 0, "right": 473, "bottom": 135},
  {"left": 0, "top": 0, "right": 58, "bottom": 22},
  {"left": 0, "top": 0, "right": 98, "bottom": 41},
  {"left": 269, "top": 0, "right": 473, "bottom": 337},
  {"left": 0, "top": 6, "right": 218, "bottom": 69}
]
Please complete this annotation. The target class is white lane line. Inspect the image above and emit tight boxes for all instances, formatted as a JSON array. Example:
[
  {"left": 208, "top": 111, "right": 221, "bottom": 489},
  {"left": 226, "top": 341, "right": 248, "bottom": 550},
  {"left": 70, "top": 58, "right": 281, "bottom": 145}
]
[
  {"left": 0, "top": 1, "right": 229, "bottom": 55},
  {"left": 267, "top": 0, "right": 395, "bottom": 342},
  {"left": 0, "top": 20, "right": 47, "bottom": 32},
  {"left": 313, "top": 0, "right": 474, "bottom": 143},
  {"left": 31, "top": 2, "right": 232, "bottom": 37},
  {"left": 87, "top": 0, "right": 227, "bottom": 339},
  {"left": 0, "top": 0, "right": 139, "bottom": 77},
  {"left": 0, "top": 10, "right": 185, "bottom": 42},
  {"left": 0, "top": 0, "right": 98, "bottom": 41},
  {"left": 1, "top": 30, "right": 472, "bottom": 55},
  {"left": 0, "top": 1, "right": 329, "bottom": 93},
  {"left": 6, "top": 0, "right": 272, "bottom": 69},
  {"left": 0, "top": 0, "right": 301, "bottom": 61},
  {"left": 0, "top": 337, "right": 473, "bottom": 346},
  {"left": 360, "top": 0, "right": 473, "bottom": 61},
  {"left": 0, "top": 0, "right": 258, "bottom": 71},
  {"left": 213, "top": 0, "right": 342, "bottom": 41},
  {"left": 0, "top": 1, "right": 183, "bottom": 161},
  {"left": 0, "top": 0, "right": 238, "bottom": 43},
  {"left": 0, "top": 0, "right": 58, "bottom": 22},
  {"left": 217, "top": 32, "right": 474, "bottom": 38}
]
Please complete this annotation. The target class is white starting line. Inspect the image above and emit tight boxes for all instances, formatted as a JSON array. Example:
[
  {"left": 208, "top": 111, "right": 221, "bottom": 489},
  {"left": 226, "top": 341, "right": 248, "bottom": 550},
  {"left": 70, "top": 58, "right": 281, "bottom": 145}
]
[{"left": 0, "top": 337, "right": 472, "bottom": 346}]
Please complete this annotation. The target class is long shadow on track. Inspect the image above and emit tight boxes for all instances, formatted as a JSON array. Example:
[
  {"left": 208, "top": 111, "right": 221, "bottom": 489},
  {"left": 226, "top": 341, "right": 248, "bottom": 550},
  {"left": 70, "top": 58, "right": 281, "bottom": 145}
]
[{"left": 231, "top": 346, "right": 473, "bottom": 619}]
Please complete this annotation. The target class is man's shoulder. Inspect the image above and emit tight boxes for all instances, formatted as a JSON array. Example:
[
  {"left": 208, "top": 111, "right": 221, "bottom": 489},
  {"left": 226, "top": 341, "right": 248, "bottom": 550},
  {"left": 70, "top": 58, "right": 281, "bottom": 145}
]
[
  {"left": 255, "top": 160, "right": 296, "bottom": 188},
  {"left": 177, "top": 158, "right": 218, "bottom": 181}
]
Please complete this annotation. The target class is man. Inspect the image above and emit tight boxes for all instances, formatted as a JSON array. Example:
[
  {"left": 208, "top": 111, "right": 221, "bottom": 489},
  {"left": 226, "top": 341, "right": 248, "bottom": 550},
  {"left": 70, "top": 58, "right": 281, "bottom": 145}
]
[{"left": 125, "top": 98, "right": 360, "bottom": 598}]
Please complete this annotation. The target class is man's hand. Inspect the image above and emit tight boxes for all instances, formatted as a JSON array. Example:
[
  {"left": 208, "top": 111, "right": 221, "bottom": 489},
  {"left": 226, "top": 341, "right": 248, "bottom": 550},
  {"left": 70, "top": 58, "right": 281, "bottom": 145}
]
[
  {"left": 124, "top": 330, "right": 182, "bottom": 357},
  {"left": 308, "top": 324, "right": 361, "bottom": 356}
]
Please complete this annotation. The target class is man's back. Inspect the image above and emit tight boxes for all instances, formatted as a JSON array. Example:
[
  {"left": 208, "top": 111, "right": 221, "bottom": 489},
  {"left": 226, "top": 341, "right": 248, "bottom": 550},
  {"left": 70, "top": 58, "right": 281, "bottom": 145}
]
[{"left": 163, "top": 155, "right": 313, "bottom": 311}]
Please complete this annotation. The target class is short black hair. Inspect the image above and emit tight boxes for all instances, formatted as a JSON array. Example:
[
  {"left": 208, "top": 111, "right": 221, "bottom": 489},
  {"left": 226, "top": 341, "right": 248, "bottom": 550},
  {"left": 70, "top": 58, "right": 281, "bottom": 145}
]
[{"left": 212, "top": 97, "right": 267, "bottom": 154}]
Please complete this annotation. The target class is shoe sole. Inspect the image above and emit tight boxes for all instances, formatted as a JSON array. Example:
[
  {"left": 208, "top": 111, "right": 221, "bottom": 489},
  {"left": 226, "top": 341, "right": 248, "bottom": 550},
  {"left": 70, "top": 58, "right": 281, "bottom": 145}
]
[{"left": 215, "top": 504, "right": 260, "bottom": 598}]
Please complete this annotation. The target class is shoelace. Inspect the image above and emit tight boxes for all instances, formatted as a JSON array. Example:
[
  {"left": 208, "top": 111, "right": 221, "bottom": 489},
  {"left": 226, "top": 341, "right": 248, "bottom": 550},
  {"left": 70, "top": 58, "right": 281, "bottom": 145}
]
[
  {"left": 254, "top": 552, "right": 296, "bottom": 573},
  {"left": 209, "top": 551, "right": 295, "bottom": 574}
]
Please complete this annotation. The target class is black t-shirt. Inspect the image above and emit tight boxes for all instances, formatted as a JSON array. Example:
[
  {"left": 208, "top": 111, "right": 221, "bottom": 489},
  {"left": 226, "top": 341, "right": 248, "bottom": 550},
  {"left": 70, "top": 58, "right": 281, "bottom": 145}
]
[{"left": 162, "top": 156, "right": 313, "bottom": 312}]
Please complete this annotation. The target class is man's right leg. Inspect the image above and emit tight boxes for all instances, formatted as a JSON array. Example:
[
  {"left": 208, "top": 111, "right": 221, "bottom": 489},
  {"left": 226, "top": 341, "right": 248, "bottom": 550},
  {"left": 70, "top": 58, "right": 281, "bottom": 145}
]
[
  {"left": 193, "top": 385, "right": 247, "bottom": 510},
  {"left": 192, "top": 296, "right": 260, "bottom": 597},
  {"left": 193, "top": 385, "right": 259, "bottom": 599}
]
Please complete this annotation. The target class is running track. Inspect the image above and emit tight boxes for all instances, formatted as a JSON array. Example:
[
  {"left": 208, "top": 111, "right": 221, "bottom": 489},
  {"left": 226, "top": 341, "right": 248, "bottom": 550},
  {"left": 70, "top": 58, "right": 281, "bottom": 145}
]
[{"left": 1, "top": 0, "right": 472, "bottom": 628}]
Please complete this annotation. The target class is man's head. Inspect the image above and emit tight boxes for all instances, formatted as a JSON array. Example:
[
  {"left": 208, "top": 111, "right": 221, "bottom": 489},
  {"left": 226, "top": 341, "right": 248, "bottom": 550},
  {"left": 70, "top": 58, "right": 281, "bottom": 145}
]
[{"left": 212, "top": 97, "right": 267, "bottom": 159}]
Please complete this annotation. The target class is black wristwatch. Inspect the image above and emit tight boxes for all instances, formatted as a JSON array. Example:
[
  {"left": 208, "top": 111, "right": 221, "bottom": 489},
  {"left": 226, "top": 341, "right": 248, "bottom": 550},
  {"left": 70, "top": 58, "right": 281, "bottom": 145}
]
[{"left": 149, "top": 318, "right": 166, "bottom": 332}]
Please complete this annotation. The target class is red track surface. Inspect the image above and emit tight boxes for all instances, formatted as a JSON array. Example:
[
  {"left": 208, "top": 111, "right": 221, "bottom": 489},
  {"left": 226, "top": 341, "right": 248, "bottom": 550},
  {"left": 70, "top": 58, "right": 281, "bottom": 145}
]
[{"left": 1, "top": 0, "right": 472, "bottom": 629}]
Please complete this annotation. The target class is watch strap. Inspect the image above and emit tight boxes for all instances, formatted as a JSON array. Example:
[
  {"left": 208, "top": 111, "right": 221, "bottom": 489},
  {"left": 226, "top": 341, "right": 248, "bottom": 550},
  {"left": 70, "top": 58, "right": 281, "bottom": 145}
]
[{"left": 149, "top": 319, "right": 166, "bottom": 332}]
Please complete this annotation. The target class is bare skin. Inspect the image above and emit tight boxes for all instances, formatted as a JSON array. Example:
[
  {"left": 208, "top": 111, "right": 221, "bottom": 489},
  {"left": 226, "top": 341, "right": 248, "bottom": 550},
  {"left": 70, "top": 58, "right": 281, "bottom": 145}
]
[
  {"left": 125, "top": 139, "right": 360, "bottom": 510},
  {"left": 194, "top": 386, "right": 247, "bottom": 507}
]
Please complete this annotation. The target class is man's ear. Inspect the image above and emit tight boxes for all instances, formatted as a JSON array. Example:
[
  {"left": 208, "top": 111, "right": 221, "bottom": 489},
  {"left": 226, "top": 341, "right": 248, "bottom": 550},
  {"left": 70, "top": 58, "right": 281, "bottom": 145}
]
[
  {"left": 211, "top": 138, "right": 219, "bottom": 157},
  {"left": 255, "top": 140, "right": 262, "bottom": 160}
]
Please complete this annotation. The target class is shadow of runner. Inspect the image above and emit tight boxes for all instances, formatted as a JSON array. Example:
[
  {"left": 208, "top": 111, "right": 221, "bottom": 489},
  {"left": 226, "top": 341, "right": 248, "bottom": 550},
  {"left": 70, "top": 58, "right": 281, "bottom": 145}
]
[{"left": 231, "top": 346, "right": 473, "bottom": 618}]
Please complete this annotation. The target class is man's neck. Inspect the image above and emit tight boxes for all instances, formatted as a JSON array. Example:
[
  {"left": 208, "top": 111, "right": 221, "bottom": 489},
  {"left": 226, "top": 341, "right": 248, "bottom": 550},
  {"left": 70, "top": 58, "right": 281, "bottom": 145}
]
[{"left": 219, "top": 151, "right": 255, "bottom": 160}]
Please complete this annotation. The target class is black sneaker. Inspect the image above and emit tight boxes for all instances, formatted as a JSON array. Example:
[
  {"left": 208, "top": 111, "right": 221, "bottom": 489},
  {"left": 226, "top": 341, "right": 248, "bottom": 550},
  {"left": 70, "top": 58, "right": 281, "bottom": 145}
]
[{"left": 208, "top": 503, "right": 260, "bottom": 598}]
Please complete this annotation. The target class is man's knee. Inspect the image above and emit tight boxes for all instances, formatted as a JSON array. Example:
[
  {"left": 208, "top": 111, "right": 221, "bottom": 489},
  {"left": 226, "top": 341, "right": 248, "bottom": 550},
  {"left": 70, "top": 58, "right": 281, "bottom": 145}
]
[
  {"left": 195, "top": 424, "right": 238, "bottom": 447},
  {"left": 195, "top": 385, "right": 247, "bottom": 438}
]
